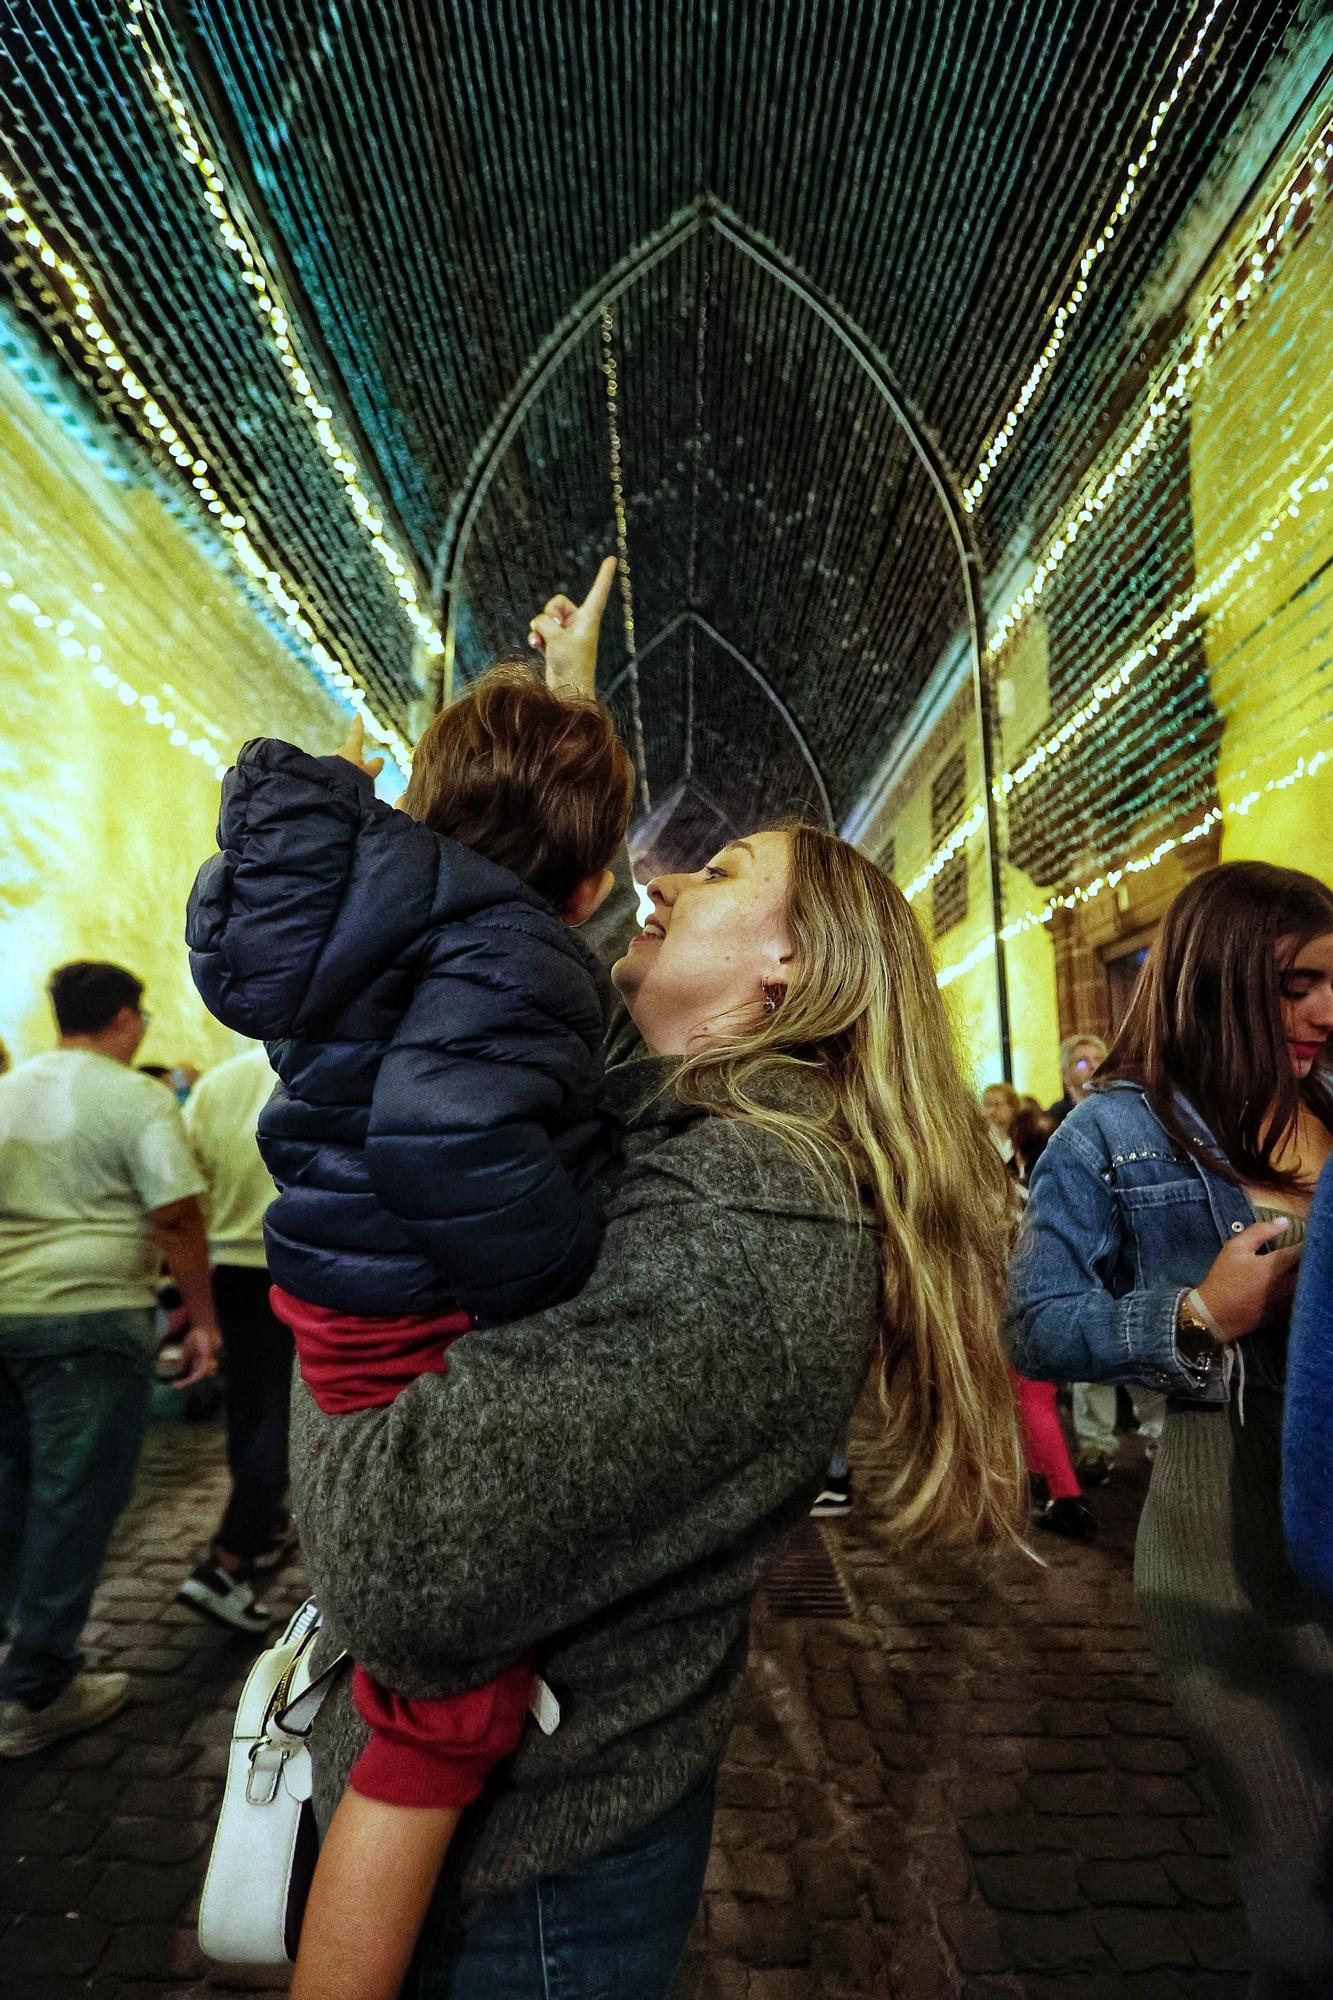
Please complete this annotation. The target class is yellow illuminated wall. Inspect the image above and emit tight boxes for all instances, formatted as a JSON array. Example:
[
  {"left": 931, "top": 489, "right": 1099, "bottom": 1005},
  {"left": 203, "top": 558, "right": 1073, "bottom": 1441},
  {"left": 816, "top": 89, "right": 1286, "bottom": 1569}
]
[
  {"left": 875, "top": 100, "right": 1333, "bottom": 1093},
  {"left": 1193, "top": 180, "right": 1333, "bottom": 874},
  {"left": 0, "top": 333, "right": 350, "bottom": 1067},
  {"left": 872, "top": 615, "right": 1063, "bottom": 1106}
]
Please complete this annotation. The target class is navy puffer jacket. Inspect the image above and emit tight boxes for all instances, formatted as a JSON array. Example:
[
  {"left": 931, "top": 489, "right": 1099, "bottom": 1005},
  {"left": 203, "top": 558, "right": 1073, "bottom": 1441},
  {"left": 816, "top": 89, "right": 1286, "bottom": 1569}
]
[{"left": 186, "top": 739, "right": 618, "bottom": 1322}]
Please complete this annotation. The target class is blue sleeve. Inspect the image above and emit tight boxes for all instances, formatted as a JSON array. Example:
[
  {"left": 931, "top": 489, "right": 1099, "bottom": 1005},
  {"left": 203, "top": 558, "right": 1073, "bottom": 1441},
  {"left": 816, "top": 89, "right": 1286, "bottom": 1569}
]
[
  {"left": 365, "top": 922, "right": 607, "bottom": 1325},
  {"left": 186, "top": 739, "right": 384, "bottom": 1040},
  {"left": 1006, "top": 1121, "right": 1219, "bottom": 1397},
  {"left": 1283, "top": 1161, "right": 1333, "bottom": 1602}
]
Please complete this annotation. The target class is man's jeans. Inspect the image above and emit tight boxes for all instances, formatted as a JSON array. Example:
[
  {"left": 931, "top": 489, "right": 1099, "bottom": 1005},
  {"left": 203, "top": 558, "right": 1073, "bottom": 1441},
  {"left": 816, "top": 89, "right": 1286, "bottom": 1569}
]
[
  {"left": 1073, "top": 1380, "right": 1165, "bottom": 1460},
  {"left": 0, "top": 1312, "right": 154, "bottom": 1707},
  {"left": 411, "top": 1776, "right": 715, "bottom": 2000},
  {"left": 212, "top": 1267, "right": 293, "bottom": 1563}
]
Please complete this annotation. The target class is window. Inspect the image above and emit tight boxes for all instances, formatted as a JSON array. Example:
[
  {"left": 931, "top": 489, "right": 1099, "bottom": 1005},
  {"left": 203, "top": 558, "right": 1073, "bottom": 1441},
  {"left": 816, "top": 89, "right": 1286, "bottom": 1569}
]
[{"left": 930, "top": 749, "right": 968, "bottom": 938}]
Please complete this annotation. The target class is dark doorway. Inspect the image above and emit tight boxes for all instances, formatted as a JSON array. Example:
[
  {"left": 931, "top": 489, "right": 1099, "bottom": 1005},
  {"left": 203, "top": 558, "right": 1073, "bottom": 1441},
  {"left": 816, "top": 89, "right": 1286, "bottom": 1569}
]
[{"left": 1106, "top": 941, "right": 1151, "bottom": 1033}]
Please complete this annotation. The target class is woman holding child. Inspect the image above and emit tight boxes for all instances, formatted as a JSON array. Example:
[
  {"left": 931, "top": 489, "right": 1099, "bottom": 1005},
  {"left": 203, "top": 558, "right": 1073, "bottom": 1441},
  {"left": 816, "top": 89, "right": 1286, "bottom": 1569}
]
[{"left": 189, "top": 563, "right": 1026, "bottom": 2000}]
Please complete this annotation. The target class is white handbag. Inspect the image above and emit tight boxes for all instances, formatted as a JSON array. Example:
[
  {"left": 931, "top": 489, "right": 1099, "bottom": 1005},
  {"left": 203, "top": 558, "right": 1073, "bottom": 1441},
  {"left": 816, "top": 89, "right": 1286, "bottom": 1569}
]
[
  {"left": 198, "top": 1598, "right": 348, "bottom": 1965},
  {"left": 198, "top": 1597, "right": 562, "bottom": 1967}
]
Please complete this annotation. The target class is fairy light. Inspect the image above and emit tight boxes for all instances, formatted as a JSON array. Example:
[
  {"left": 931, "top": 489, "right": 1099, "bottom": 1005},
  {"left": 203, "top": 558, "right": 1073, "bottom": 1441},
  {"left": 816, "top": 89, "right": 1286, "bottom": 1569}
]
[
  {"left": 962, "top": 0, "right": 1228, "bottom": 512},
  {"left": 936, "top": 746, "right": 1333, "bottom": 990},
  {"left": 0, "top": 2, "right": 1312, "bottom": 858},
  {"left": 3, "top": 570, "right": 227, "bottom": 775},
  {"left": 121, "top": 0, "right": 443, "bottom": 664},
  {"left": 997, "top": 455, "right": 1332, "bottom": 799},
  {"left": 902, "top": 802, "right": 986, "bottom": 902},
  {"left": 905, "top": 123, "right": 1333, "bottom": 887},
  {"left": 906, "top": 447, "right": 1332, "bottom": 893},
  {"left": 600, "top": 305, "right": 651, "bottom": 815},
  {"left": 985, "top": 119, "right": 1333, "bottom": 661},
  {"left": 0, "top": 170, "right": 412, "bottom": 775}
]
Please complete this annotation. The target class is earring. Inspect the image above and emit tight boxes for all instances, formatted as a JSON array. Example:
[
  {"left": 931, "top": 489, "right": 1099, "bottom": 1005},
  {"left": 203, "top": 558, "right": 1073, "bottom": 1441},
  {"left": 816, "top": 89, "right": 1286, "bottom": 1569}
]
[{"left": 762, "top": 979, "right": 784, "bottom": 1014}]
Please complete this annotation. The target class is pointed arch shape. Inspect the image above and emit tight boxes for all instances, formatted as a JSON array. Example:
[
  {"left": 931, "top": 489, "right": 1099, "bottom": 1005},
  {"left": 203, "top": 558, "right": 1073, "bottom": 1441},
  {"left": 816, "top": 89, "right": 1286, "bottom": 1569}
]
[
  {"left": 603, "top": 609, "right": 837, "bottom": 829},
  {"left": 430, "top": 197, "right": 984, "bottom": 694},
  {"left": 432, "top": 197, "right": 1011, "bottom": 1066}
]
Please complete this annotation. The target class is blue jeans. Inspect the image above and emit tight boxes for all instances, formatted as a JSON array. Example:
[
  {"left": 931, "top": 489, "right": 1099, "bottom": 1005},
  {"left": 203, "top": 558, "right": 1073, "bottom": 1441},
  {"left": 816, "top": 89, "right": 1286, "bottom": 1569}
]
[
  {"left": 0, "top": 1312, "right": 154, "bottom": 1706},
  {"left": 410, "top": 1777, "right": 715, "bottom": 1999}
]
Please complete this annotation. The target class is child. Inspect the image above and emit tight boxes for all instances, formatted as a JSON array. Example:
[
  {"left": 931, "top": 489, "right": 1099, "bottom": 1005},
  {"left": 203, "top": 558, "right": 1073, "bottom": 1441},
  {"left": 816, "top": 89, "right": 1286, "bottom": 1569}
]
[{"left": 186, "top": 563, "right": 633, "bottom": 2000}]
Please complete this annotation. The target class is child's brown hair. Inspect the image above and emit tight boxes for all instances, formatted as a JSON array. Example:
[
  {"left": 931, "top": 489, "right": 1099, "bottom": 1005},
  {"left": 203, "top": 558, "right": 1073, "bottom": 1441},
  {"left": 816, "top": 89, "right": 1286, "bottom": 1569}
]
[{"left": 400, "top": 662, "right": 635, "bottom": 909}]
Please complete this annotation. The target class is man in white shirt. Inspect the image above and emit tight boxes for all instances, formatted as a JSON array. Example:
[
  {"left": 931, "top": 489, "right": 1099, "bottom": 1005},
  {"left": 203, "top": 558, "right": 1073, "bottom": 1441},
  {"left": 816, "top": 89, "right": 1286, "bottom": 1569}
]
[
  {"left": 0, "top": 961, "right": 220, "bottom": 1756},
  {"left": 177, "top": 1044, "right": 293, "bottom": 1636}
]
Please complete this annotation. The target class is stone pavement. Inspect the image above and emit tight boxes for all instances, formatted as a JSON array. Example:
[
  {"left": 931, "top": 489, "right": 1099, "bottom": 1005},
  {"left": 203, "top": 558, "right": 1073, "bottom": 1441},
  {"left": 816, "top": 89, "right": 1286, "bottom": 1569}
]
[{"left": 0, "top": 1409, "right": 1249, "bottom": 1999}]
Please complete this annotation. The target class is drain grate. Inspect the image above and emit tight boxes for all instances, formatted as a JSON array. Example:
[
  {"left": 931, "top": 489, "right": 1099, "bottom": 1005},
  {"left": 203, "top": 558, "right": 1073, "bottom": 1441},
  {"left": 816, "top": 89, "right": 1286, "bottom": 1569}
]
[{"left": 762, "top": 1518, "right": 854, "bottom": 1620}]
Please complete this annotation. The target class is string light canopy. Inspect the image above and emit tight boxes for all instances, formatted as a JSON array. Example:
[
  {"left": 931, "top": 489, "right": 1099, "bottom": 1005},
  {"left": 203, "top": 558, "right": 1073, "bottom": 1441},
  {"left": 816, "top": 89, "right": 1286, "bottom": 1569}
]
[{"left": 0, "top": 0, "right": 1307, "bottom": 863}]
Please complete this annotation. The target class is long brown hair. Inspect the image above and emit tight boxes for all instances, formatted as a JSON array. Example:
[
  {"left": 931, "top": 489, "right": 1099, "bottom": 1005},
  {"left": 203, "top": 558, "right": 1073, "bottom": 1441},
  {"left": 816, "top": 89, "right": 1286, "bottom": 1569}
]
[
  {"left": 1099, "top": 861, "right": 1333, "bottom": 1187},
  {"left": 675, "top": 823, "right": 1027, "bottom": 1554}
]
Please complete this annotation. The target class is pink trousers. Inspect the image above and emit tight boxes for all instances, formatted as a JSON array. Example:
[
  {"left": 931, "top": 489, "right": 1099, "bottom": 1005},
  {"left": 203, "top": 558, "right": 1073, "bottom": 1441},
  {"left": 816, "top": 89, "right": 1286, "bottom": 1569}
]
[{"left": 1011, "top": 1371, "right": 1081, "bottom": 1499}]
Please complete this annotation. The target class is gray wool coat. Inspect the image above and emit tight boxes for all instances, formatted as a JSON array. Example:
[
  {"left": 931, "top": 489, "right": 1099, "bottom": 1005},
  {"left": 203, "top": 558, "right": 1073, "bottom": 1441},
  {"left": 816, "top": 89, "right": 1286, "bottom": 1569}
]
[{"left": 291, "top": 887, "right": 881, "bottom": 1902}]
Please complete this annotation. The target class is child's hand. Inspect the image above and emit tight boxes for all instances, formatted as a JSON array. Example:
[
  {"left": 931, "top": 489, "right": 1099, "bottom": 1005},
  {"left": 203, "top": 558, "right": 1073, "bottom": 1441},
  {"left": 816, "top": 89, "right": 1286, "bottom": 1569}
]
[
  {"left": 335, "top": 716, "right": 386, "bottom": 778},
  {"left": 528, "top": 556, "right": 617, "bottom": 697}
]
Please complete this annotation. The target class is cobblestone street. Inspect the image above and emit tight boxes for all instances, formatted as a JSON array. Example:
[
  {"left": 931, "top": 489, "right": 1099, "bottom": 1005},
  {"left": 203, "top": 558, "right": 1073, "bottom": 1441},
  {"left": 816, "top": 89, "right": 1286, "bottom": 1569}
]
[{"left": 0, "top": 1409, "right": 1250, "bottom": 1999}]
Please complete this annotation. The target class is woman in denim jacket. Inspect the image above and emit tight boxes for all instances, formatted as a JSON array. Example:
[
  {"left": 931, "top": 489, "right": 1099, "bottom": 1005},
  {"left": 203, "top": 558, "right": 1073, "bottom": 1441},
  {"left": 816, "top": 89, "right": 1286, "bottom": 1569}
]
[{"left": 1008, "top": 862, "right": 1333, "bottom": 1997}]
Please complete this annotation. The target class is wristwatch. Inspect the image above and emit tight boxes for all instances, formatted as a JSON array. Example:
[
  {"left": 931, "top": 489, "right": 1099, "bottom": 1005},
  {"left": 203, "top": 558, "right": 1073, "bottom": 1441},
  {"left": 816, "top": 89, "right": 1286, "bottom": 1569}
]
[{"left": 1174, "top": 1291, "right": 1217, "bottom": 1370}]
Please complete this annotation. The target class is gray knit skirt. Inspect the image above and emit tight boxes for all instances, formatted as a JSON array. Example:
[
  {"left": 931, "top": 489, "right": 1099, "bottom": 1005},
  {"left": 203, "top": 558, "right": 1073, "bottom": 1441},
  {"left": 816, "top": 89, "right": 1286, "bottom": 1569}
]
[{"left": 1135, "top": 1392, "right": 1333, "bottom": 1995}]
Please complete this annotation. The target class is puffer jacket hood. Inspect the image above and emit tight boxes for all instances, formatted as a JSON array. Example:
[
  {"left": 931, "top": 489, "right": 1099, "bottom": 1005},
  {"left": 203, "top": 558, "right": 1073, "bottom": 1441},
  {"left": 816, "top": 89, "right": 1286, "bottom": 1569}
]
[{"left": 186, "top": 739, "right": 619, "bottom": 1321}]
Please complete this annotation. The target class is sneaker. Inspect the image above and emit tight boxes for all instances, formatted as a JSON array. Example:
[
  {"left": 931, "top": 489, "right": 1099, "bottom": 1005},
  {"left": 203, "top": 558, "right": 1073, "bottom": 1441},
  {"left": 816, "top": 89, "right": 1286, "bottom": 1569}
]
[
  {"left": 0, "top": 1671, "right": 129, "bottom": 1757},
  {"left": 810, "top": 1474, "right": 852, "bottom": 1518},
  {"left": 1075, "top": 1452, "right": 1113, "bottom": 1488},
  {"left": 177, "top": 1562, "right": 275, "bottom": 1637},
  {"left": 1036, "top": 1496, "right": 1097, "bottom": 1542}
]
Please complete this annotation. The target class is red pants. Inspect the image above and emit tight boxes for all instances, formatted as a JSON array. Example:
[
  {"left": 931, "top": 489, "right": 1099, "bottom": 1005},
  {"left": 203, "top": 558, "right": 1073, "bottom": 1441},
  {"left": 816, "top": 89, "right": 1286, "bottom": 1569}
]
[{"left": 1011, "top": 1372, "right": 1081, "bottom": 1499}]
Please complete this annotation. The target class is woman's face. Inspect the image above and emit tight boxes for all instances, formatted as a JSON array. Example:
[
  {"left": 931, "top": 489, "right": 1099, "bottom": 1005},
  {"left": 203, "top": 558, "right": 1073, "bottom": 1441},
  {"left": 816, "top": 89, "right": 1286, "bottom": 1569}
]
[
  {"left": 1279, "top": 930, "right": 1333, "bottom": 1078},
  {"left": 613, "top": 832, "right": 794, "bottom": 1055},
  {"left": 982, "top": 1087, "right": 1015, "bottom": 1134}
]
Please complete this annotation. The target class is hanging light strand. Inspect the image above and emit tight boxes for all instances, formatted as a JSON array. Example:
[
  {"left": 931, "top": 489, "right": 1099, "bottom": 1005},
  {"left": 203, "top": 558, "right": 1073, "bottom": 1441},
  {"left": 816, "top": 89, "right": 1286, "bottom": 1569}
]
[
  {"left": 906, "top": 443, "right": 1331, "bottom": 896},
  {"left": 962, "top": 0, "right": 1228, "bottom": 511},
  {"left": 937, "top": 742, "right": 1333, "bottom": 990},
  {"left": 600, "top": 304, "right": 651, "bottom": 816},
  {"left": 0, "top": 168, "right": 412, "bottom": 774},
  {"left": 120, "top": 0, "right": 442, "bottom": 664},
  {"left": 984, "top": 119, "right": 1333, "bottom": 665}
]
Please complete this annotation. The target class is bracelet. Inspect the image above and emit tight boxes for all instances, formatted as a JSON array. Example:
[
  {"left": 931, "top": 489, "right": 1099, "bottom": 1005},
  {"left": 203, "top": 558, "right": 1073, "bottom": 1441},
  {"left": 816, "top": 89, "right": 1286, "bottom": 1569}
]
[{"left": 1186, "top": 1288, "right": 1226, "bottom": 1340}]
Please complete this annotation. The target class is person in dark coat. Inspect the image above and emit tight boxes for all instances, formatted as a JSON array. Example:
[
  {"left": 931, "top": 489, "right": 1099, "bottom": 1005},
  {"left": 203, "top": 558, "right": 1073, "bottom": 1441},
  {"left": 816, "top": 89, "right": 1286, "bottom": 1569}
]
[
  {"left": 1284, "top": 1158, "right": 1333, "bottom": 1602},
  {"left": 188, "top": 718, "right": 629, "bottom": 1328},
  {"left": 186, "top": 563, "right": 636, "bottom": 2000}
]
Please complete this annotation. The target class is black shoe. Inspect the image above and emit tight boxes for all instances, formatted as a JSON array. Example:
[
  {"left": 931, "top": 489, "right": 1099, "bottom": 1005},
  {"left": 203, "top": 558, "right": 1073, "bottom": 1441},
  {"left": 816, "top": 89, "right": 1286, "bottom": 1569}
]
[
  {"left": 177, "top": 1563, "right": 275, "bottom": 1636},
  {"left": 249, "top": 1524, "right": 298, "bottom": 1576},
  {"left": 1036, "top": 1497, "right": 1097, "bottom": 1542},
  {"left": 1075, "top": 1452, "right": 1113, "bottom": 1488},
  {"left": 811, "top": 1473, "right": 852, "bottom": 1518}
]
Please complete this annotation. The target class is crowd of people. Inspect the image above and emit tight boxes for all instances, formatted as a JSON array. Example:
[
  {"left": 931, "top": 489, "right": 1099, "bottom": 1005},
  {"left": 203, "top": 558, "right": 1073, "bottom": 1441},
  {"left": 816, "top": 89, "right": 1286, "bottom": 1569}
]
[
  {"left": 981, "top": 1033, "right": 1166, "bottom": 1545},
  {"left": 0, "top": 559, "right": 1330, "bottom": 1997}
]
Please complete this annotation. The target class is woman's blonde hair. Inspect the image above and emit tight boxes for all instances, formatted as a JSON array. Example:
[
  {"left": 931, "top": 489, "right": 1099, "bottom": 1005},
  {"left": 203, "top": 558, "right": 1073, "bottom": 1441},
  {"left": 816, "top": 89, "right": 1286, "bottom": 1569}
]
[{"left": 676, "top": 822, "right": 1026, "bottom": 1554}]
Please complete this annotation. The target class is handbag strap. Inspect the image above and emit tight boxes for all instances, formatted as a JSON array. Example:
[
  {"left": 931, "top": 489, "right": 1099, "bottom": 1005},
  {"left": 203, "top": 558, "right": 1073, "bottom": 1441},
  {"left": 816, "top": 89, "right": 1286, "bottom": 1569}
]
[{"left": 275, "top": 1647, "right": 350, "bottom": 1739}]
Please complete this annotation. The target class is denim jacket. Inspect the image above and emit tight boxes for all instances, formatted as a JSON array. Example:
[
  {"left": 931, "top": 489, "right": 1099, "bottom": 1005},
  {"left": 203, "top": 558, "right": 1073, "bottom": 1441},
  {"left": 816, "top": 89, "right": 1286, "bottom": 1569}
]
[
  {"left": 1282, "top": 1160, "right": 1333, "bottom": 1597},
  {"left": 1007, "top": 1079, "right": 1269, "bottom": 1406}
]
